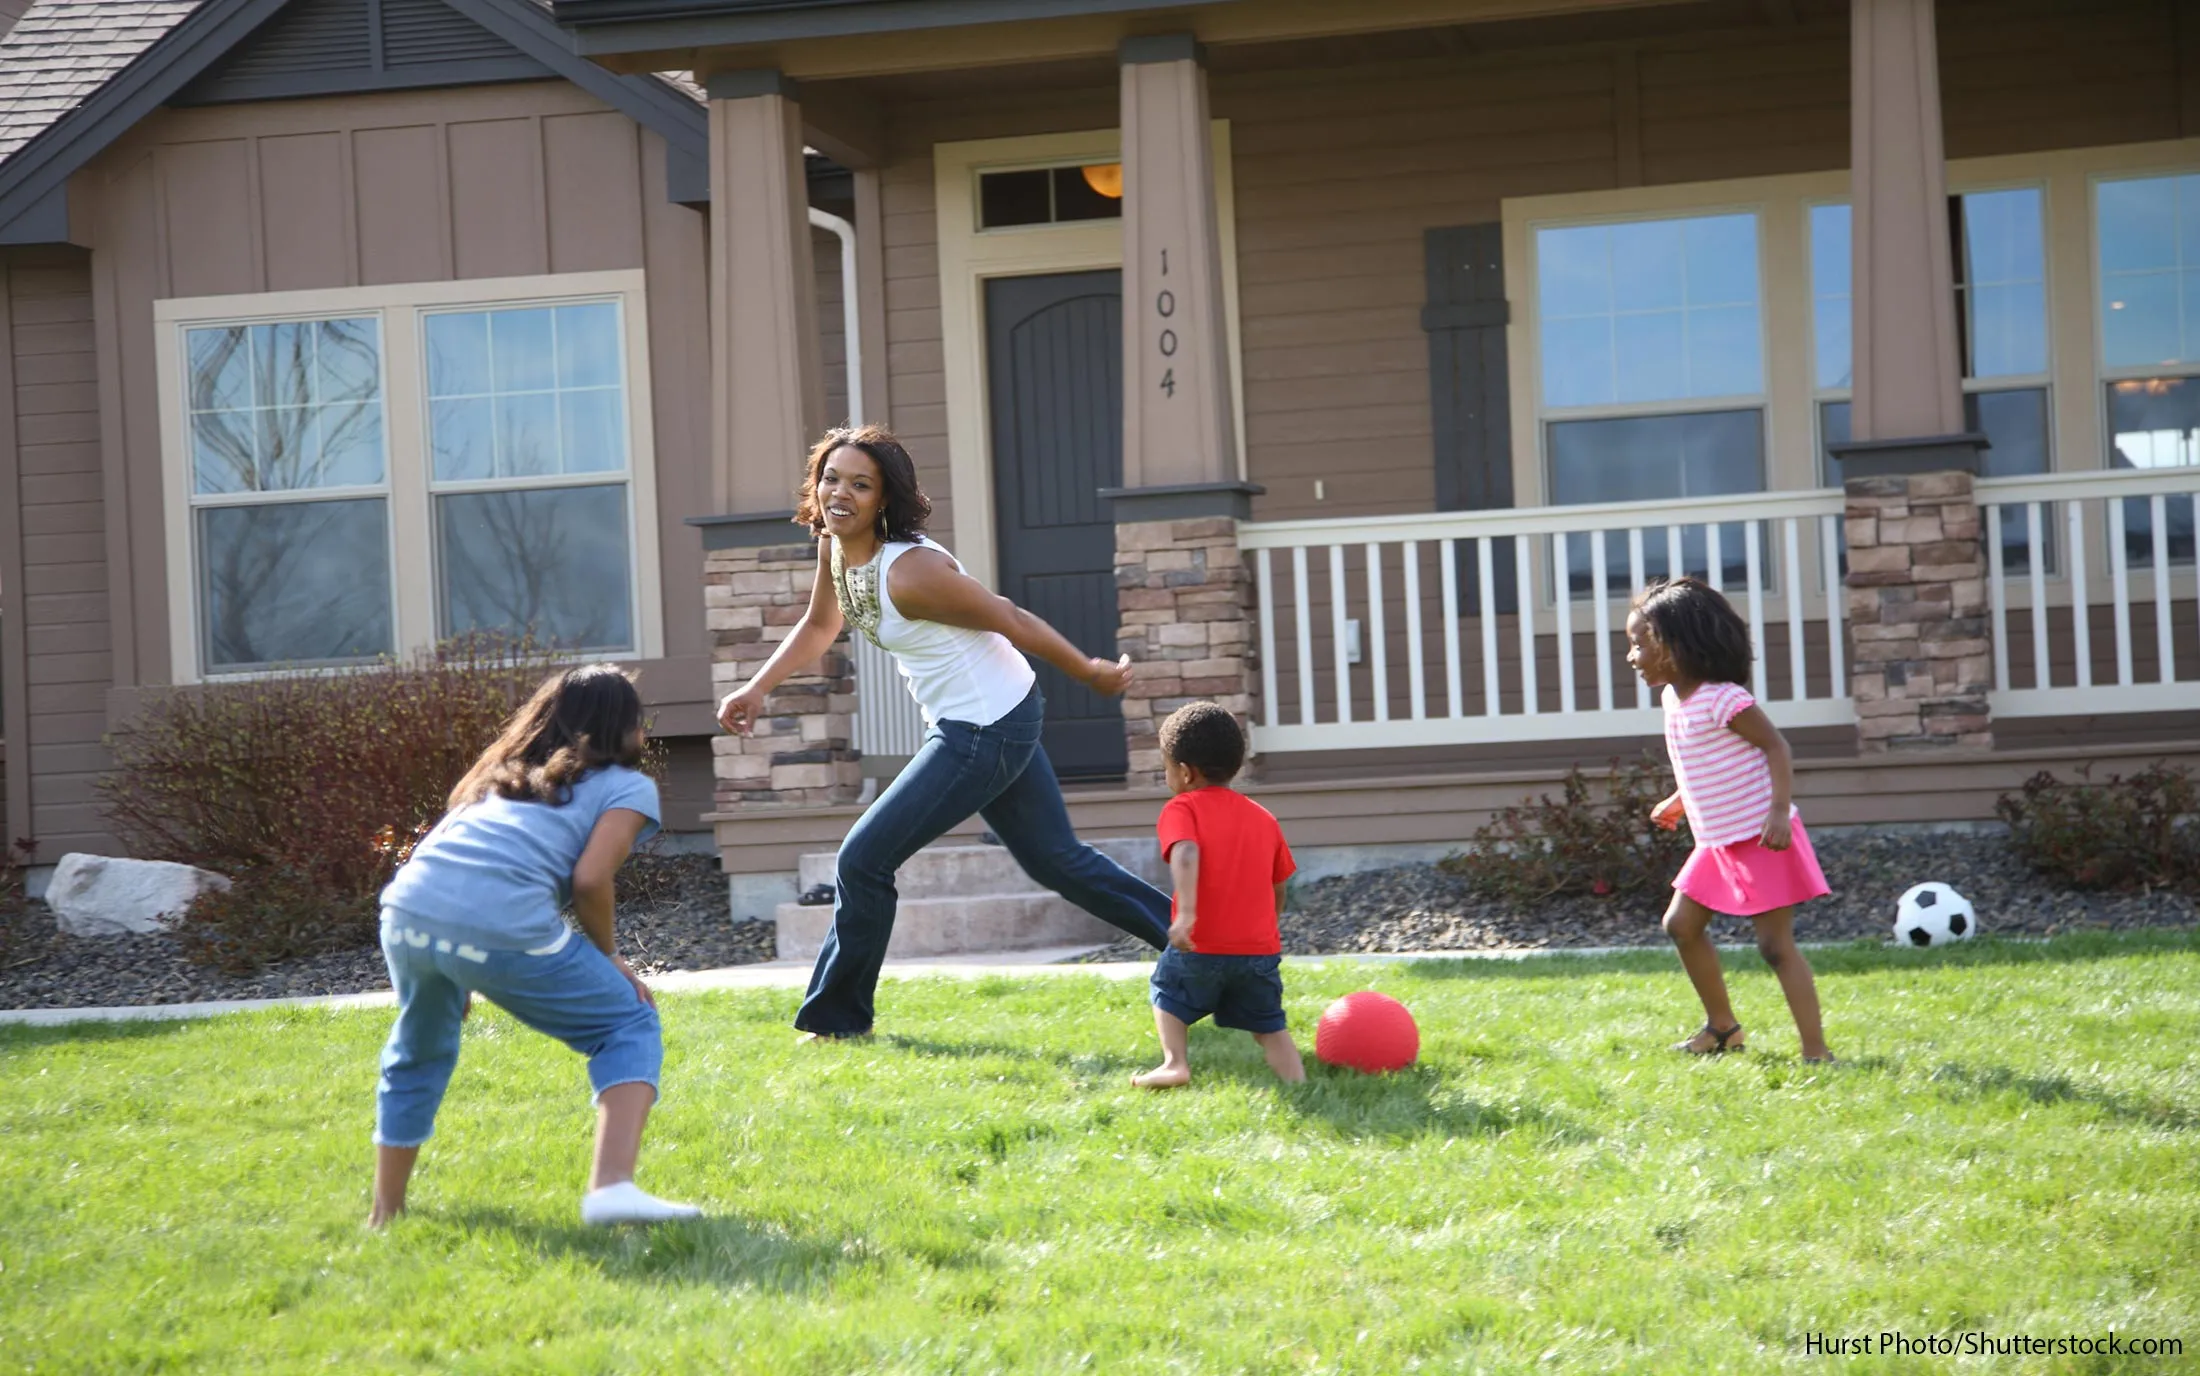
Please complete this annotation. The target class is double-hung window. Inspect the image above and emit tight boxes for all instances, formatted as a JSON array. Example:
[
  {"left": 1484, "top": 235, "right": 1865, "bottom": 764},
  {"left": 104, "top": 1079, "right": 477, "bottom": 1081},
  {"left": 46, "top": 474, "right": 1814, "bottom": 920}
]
[
  {"left": 1813, "top": 188, "right": 2052, "bottom": 569},
  {"left": 159, "top": 272, "right": 660, "bottom": 680},
  {"left": 1535, "top": 211, "right": 1766, "bottom": 590},
  {"left": 2097, "top": 170, "right": 2200, "bottom": 567}
]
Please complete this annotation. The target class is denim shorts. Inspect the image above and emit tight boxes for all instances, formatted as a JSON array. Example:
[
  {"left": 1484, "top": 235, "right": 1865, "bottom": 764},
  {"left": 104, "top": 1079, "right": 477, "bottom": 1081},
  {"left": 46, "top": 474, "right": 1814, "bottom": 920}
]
[{"left": 1149, "top": 949, "right": 1287, "bottom": 1034}]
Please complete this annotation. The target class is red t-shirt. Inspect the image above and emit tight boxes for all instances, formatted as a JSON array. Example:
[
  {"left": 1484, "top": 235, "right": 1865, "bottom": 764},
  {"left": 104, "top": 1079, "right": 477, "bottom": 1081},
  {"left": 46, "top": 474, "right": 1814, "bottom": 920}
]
[{"left": 1156, "top": 786, "right": 1296, "bottom": 955}]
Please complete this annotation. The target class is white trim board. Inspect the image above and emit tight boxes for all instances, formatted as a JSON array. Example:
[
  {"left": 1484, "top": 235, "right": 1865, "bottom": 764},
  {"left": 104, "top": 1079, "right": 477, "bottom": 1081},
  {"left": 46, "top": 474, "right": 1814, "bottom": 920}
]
[{"left": 932, "top": 124, "right": 1245, "bottom": 590}]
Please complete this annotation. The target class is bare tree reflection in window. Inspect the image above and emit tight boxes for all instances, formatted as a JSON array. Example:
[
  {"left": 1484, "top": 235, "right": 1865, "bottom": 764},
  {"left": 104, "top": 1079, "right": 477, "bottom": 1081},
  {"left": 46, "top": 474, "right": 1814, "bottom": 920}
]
[
  {"left": 438, "top": 486, "right": 630, "bottom": 652},
  {"left": 201, "top": 499, "right": 392, "bottom": 669}
]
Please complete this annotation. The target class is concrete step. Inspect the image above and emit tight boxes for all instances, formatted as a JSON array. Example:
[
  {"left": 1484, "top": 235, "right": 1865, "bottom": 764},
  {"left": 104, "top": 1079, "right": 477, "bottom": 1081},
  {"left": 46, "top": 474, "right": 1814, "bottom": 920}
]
[
  {"left": 773, "top": 892, "right": 1130, "bottom": 963},
  {"left": 795, "top": 837, "right": 1164, "bottom": 901}
]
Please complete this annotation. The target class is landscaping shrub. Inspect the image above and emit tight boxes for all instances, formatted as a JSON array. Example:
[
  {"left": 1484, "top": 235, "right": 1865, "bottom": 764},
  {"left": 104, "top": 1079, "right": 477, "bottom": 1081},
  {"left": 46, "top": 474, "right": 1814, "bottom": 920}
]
[
  {"left": 1440, "top": 754, "right": 1693, "bottom": 904},
  {"left": 1996, "top": 762, "right": 2200, "bottom": 894},
  {"left": 99, "top": 637, "right": 657, "bottom": 970}
]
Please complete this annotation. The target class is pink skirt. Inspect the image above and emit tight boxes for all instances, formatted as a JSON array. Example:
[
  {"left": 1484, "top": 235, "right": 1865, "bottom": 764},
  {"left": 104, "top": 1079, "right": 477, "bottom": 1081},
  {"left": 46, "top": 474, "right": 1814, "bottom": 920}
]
[{"left": 1673, "top": 816, "right": 1831, "bottom": 917}]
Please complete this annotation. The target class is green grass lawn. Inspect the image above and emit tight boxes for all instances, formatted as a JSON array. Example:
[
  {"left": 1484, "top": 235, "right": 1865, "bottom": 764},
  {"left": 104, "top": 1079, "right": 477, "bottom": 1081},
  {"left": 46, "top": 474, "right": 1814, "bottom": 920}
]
[{"left": 3, "top": 933, "right": 2196, "bottom": 1374}]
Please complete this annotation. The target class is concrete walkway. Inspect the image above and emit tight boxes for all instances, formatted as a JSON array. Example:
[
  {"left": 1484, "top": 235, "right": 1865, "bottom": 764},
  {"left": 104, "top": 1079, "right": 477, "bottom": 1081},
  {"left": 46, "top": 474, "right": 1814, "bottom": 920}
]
[{"left": 0, "top": 942, "right": 1728, "bottom": 1028}]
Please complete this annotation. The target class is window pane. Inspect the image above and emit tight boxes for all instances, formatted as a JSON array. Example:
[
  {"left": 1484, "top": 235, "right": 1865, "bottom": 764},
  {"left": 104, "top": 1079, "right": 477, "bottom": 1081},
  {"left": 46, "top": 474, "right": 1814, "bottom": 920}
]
[
  {"left": 490, "top": 307, "right": 556, "bottom": 393},
  {"left": 2106, "top": 377, "right": 2200, "bottom": 566},
  {"left": 2103, "top": 271, "right": 2181, "bottom": 366},
  {"left": 425, "top": 312, "right": 491, "bottom": 397},
  {"left": 1549, "top": 408, "right": 1763, "bottom": 503},
  {"left": 2098, "top": 175, "right": 2178, "bottom": 274},
  {"left": 1959, "top": 189, "right": 2046, "bottom": 379},
  {"left": 554, "top": 303, "right": 621, "bottom": 389},
  {"left": 1540, "top": 315, "right": 1612, "bottom": 409},
  {"left": 1969, "top": 282, "right": 2048, "bottom": 377},
  {"left": 559, "top": 389, "right": 626, "bottom": 473},
  {"left": 431, "top": 398, "right": 494, "bottom": 481},
  {"left": 191, "top": 412, "right": 257, "bottom": 496},
  {"left": 315, "top": 318, "right": 381, "bottom": 402},
  {"left": 252, "top": 322, "right": 314, "bottom": 409},
  {"left": 495, "top": 393, "right": 559, "bottom": 479},
  {"left": 1539, "top": 214, "right": 1759, "bottom": 407},
  {"left": 319, "top": 403, "right": 384, "bottom": 488},
  {"left": 1810, "top": 204, "right": 1852, "bottom": 391},
  {"left": 1963, "top": 189, "right": 2043, "bottom": 286},
  {"left": 979, "top": 169, "right": 1050, "bottom": 230},
  {"left": 1969, "top": 387, "right": 2049, "bottom": 479},
  {"left": 438, "top": 485, "right": 633, "bottom": 651},
  {"left": 256, "top": 406, "right": 321, "bottom": 490},
  {"left": 1051, "top": 165, "right": 1122, "bottom": 223},
  {"left": 198, "top": 498, "right": 392, "bottom": 671},
  {"left": 188, "top": 326, "right": 251, "bottom": 411}
]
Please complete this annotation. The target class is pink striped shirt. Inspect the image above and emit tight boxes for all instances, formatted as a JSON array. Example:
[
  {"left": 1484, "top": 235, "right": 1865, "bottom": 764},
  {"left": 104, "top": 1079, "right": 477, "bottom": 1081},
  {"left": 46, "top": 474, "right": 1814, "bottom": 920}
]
[{"left": 1663, "top": 681, "right": 1779, "bottom": 847}]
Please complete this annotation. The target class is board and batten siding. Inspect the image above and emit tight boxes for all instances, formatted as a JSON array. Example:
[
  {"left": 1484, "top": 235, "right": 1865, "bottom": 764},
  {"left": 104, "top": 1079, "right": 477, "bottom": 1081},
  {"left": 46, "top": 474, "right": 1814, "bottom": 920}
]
[
  {"left": 3, "top": 248, "right": 112, "bottom": 857},
  {"left": 76, "top": 80, "right": 712, "bottom": 709}
]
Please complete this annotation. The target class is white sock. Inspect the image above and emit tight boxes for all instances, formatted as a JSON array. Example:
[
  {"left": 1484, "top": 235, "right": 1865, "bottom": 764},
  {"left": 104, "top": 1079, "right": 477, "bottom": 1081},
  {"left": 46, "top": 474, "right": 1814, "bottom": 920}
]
[{"left": 580, "top": 1180, "right": 702, "bottom": 1226}]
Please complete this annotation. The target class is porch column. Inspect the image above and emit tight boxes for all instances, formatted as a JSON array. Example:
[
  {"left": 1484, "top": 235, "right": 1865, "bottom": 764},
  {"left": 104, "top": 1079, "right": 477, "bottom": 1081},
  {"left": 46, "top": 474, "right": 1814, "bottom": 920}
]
[
  {"left": 1834, "top": 0, "right": 1993, "bottom": 753},
  {"left": 698, "top": 70, "right": 858, "bottom": 812},
  {"left": 1112, "top": 35, "right": 1260, "bottom": 784}
]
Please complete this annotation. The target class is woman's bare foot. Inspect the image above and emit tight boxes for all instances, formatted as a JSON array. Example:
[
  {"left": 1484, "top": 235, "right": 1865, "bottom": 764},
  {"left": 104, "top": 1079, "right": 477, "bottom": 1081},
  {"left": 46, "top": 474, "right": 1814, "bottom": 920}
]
[
  {"left": 1673, "top": 1022, "right": 1746, "bottom": 1055},
  {"left": 366, "top": 1202, "right": 404, "bottom": 1229},
  {"left": 1132, "top": 1063, "right": 1190, "bottom": 1089}
]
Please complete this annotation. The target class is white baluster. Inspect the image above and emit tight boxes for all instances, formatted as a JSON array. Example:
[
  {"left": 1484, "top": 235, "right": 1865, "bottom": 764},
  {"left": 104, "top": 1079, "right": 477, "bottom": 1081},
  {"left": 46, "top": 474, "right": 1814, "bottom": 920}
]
[
  {"left": 1477, "top": 536, "right": 1500, "bottom": 715},
  {"left": 1257, "top": 547, "right": 1280, "bottom": 729},
  {"left": 2109, "top": 497, "right": 2133, "bottom": 687},
  {"left": 1628, "top": 526, "right": 1649, "bottom": 708},
  {"left": 2068, "top": 501, "right": 2091, "bottom": 689},
  {"left": 1403, "top": 540, "right": 1426, "bottom": 720},
  {"left": 1554, "top": 533, "right": 1576, "bottom": 713},
  {"left": 1330, "top": 544, "right": 1352, "bottom": 724},
  {"left": 1666, "top": 523, "right": 1684, "bottom": 581},
  {"left": 2026, "top": 503, "right": 2049, "bottom": 689},
  {"left": 1292, "top": 545, "right": 1315, "bottom": 726},
  {"left": 1441, "top": 538, "right": 1463, "bottom": 718},
  {"left": 1745, "top": 519, "right": 1768, "bottom": 700},
  {"left": 1986, "top": 505, "right": 2010, "bottom": 693},
  {"left": 2151, "top": 494, "right": 2174, "bottom": 683},
  {"left": 1516, "top": 535, "right": 1538, "bottom": 715},
  {"left": 1822, "top": 513, "right": 1845, "bottom": 695},
  {"left": 1367, "top": 542, "right": 1389, "bottom": 722},
  {"left": 1783, "top": 517, "right": 1806, "bottom": 700},
  {"left": 1706, "top": 523, "right": 1724, "bottom": 594},
  {"left": 1591, "top": 530, "right": 1613, "bottom": 711}
]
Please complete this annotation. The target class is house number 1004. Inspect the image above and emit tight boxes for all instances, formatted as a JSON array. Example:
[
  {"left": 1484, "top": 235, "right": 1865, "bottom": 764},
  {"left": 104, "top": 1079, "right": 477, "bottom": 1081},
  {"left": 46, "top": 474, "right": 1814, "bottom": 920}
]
[{"left": 1157, "top": 248, "right": 1177, "bottom": 397}]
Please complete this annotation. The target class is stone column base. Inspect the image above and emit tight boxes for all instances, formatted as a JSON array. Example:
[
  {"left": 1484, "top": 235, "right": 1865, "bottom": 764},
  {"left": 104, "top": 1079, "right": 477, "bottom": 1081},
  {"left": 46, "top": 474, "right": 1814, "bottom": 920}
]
[
  {"left": 1844, "top": 470, "right": 1993, "bottom": 752},
  {"left": 703, "top": 534, "right": 860, "bottom": 810},
  {"left": 1112, "top": 496, "right": 1261, "bottom": 787}
]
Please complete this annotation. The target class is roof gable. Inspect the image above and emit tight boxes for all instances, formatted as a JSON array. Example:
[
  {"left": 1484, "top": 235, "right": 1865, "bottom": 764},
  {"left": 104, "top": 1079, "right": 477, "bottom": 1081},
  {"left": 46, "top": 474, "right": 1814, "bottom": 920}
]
[
  {"left": 0, "top": 0, "right": 708, "bottom": 244},
  {"left": 176, "top": 0, "right": 552, "bottom": 104}
]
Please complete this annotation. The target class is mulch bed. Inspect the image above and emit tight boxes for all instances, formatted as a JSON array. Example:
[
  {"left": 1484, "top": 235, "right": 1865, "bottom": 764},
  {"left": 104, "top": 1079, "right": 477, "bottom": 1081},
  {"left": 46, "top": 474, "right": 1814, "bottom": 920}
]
[
  {"left": 0, "top": 851, "right": 776, "bottom": 1012},
  {"left": 1067, "top": 828, "right": 2200, "bottom": 962}
]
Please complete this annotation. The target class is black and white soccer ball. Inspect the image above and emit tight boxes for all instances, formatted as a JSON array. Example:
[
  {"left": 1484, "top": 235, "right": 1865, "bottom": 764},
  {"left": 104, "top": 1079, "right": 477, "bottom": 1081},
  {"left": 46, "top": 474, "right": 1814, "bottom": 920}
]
[{"left": 1894, "top": 882, "right": 1977, "bottom": 947}]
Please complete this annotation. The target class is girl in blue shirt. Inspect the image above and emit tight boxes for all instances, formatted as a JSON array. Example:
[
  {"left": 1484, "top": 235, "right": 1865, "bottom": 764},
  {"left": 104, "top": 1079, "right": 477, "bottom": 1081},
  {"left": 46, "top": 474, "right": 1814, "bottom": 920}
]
[{"left": 370, "top": 664, "right": 698, "bottom": 1228}]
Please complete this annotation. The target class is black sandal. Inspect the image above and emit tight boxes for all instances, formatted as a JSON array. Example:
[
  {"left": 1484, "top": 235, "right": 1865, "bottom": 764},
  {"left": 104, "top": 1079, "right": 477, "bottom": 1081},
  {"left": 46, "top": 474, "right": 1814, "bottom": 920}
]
[{"left": 1673, "top": 1022, "right": 1744, "bottom": 1055}]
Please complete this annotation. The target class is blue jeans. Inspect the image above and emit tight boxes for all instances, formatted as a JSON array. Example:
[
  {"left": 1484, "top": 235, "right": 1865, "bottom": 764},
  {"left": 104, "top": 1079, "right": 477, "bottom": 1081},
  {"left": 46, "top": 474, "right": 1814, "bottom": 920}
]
[
  {"left": 375, "top": 912, "right": 663, "bottom": 1148},
  {"left": 797, "top": 685, "right": 1171, "bottom": 1035}
]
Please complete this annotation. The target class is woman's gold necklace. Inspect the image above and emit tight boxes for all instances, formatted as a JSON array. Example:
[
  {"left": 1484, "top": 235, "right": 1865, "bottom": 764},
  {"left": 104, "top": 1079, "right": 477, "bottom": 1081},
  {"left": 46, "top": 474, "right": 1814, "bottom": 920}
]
[{"left": 831, "top": 538, "right": 886, "bottom": 647}]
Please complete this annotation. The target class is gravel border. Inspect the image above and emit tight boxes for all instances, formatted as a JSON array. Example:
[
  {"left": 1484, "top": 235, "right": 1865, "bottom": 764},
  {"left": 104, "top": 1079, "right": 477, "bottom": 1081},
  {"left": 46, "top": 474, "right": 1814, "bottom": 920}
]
[{"left": 0, "top": 852, "right": 774, "bottom": 1012}]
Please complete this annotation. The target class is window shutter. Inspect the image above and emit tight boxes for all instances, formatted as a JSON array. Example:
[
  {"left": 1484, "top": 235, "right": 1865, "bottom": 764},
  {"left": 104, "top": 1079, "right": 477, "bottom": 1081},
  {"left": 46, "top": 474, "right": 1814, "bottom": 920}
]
[{"left": 1424, "top": 223, "right": 1517, "bottom": 613}]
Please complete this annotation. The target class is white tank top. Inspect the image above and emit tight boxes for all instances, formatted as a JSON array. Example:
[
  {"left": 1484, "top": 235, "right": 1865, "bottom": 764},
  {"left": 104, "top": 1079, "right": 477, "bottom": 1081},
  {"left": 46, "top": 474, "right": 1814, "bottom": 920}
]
[{"left": 833, "top": 537, "right": 1036, "bottom": 728}]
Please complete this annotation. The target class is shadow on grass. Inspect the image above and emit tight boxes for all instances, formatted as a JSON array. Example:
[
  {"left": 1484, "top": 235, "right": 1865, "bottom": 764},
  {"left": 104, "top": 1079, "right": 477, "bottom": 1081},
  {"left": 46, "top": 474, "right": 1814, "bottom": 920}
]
[
  {"left": 0, "top": 1014, "right": 211, "bottom": 1051},
  {"left": 444, "top": 1205, "right": 854, "bottom": 1291},
  {"left": 1392, "top": 929, "right": 2200, "bottom": 984},
  {"left": 1925, "top": 1062, "right": 2197, "bottom": 1131},
  {"left": 884, "top": 1032, "right": 1143, "bottom": 1078}
]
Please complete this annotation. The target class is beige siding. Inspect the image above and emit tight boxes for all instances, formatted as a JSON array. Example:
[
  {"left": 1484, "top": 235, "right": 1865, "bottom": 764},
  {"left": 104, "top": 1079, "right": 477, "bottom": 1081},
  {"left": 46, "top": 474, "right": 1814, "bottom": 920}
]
[
  {"left": 814, "top": 224, "right": 850, "bottom": 426},
  {"left": 79, "top": 82, "right": 712, "bottom": 705},
  {"left": 6, "top": 248, "right": 113, "bottom": 856}
]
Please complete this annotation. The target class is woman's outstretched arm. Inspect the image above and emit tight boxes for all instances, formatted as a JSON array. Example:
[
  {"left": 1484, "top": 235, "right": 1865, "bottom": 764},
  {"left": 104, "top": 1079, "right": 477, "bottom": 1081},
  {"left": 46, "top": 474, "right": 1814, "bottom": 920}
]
[
  {"left": 888, "top": 548, "right": 1132, "bottom": 695},
  {"left": 717, "top": 540, "right": 848, "bottom": 734}
]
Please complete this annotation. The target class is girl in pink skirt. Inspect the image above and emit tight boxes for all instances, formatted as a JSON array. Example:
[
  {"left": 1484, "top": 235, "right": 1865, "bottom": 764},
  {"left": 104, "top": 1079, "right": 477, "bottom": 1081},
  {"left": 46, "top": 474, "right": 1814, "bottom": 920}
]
[{"left": 1626, "top": 577, "right": 1836, "bottom": 1063}]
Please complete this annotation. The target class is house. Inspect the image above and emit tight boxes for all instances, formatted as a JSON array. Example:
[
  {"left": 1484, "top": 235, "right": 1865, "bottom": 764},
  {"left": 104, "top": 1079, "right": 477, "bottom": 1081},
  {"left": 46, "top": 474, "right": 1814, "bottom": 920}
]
[
  {"left": 0, "top": 0, "right": 865, "bottom": 865},
  {"left": 2, "top": 0, "right": 2197, "bottom": 915}
]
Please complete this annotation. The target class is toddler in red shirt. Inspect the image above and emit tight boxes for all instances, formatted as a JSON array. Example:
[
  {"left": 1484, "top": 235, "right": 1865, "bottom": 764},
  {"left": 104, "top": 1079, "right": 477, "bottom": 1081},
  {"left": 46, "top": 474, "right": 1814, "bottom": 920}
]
[{"left": 1132, "top": 702, "right": 1305, "bottom": 1089}]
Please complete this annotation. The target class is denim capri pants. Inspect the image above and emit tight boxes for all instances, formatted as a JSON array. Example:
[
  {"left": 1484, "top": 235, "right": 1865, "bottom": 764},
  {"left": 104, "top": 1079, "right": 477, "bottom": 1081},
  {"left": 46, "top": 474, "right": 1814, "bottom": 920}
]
[{"left": 374, "top": 909, "right": 663, "bottom": 1148}]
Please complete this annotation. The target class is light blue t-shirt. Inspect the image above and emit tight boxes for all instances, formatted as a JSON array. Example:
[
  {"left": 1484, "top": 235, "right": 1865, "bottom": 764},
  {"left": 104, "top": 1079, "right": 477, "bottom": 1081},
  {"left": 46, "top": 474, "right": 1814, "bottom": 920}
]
[{"left": 379, "top": 765, "right": 660, "bottom": 950}]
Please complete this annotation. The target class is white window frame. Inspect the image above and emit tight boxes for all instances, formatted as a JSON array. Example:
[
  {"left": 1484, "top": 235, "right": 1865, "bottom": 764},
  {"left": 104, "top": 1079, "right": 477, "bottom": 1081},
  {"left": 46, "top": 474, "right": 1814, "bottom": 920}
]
[
  {"left": 2093, "top": 164, "right": 2200, "bottom": 415},
  {"left": 154, "top": 270, "right": 663, "bottom": 683}
]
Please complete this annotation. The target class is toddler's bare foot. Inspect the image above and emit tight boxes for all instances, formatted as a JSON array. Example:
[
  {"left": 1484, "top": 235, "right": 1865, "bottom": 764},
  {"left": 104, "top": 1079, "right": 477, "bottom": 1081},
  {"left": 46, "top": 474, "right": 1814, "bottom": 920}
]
[
  {"left": 1132, "top": 1063, "right": 1190, "bottom": 1089},
  {"left": 366, "top": 1202, "right": 404, "bottom": 1230}
]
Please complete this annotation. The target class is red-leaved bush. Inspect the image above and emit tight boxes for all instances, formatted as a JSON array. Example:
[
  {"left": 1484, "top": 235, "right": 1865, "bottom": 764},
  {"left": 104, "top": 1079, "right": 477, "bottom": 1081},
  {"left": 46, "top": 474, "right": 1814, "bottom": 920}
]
[{"left": 98, "top": 636, "right": 645, "bottom": 971}]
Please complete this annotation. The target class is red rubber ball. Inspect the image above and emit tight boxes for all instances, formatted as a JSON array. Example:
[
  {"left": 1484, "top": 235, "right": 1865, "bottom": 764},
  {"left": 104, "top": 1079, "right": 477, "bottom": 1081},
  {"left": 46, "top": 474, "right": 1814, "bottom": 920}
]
[{"left": 1314, "top": 991, "right": 1419, "bottom": 1073}]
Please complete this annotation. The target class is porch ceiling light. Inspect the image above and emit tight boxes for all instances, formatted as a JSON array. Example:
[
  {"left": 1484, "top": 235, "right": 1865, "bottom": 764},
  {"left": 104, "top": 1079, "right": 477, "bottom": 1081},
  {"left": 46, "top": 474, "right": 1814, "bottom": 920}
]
[{"left": 1081, "top": 163, "right": 1123, "bottom": 199}]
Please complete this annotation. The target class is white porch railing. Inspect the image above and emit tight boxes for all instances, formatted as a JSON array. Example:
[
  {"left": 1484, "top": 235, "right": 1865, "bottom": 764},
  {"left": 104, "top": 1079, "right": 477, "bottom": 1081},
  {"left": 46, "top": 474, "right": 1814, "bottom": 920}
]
[
  {"left": 1976, "top": 466, "right": 2200, "bottom": 718},
  {"left": 1238, "top": 489, "right": 1856, "bottom": 754}
]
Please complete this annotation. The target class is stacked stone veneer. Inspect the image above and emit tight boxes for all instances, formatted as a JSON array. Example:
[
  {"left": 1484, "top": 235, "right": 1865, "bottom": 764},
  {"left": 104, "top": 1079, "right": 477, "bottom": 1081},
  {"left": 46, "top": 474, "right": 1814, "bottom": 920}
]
[
  {"left": 1115, "top": 516, "right": 1259, "bottom": 786},
  {"left": 1843, "top": 471, "right": 1993, "bottom": 752},
  {"left": 705, "top": 539, "right": 862, "bottom": 810}
]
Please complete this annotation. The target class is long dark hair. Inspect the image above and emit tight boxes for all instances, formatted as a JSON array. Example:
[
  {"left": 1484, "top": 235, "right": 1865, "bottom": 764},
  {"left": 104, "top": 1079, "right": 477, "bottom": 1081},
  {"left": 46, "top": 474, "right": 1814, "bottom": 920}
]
[
  {"left": 793, "top": 424, "right": 932, "bottom": 543},
  {"left": 1631, "top": 577, "right": 1754, "bottom": 686},
  {"left": 448, "top": 664, "right": 645, "bottom": 810}
]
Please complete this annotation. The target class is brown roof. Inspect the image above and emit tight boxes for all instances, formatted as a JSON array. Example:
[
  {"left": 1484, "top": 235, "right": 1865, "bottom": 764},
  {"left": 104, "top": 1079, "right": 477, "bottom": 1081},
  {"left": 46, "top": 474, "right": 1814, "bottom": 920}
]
[
  {"left": 0, "top": 0, "right": 701, "bottom": 169},
  {"left": 0, "top": 0, "right": 203, "bottom": 162}
]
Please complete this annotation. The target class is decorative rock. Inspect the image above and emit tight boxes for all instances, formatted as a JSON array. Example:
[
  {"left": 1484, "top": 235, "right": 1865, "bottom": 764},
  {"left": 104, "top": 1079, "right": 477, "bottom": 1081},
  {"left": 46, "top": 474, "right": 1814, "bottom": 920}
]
[{"left": 45, "top": 854, "right": 230, "bottom": 937}]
